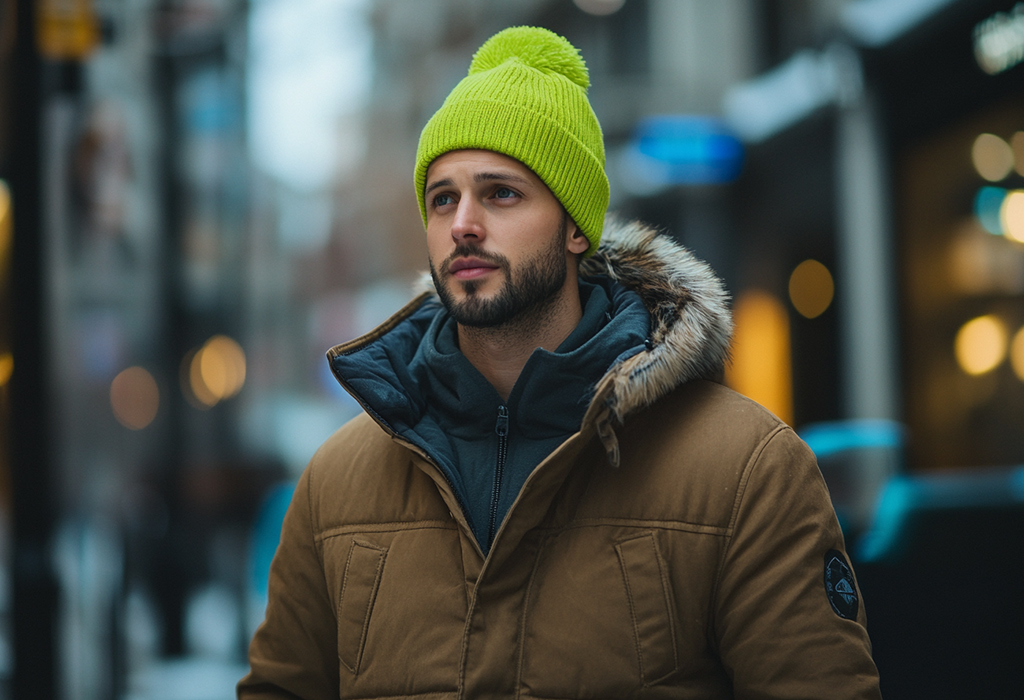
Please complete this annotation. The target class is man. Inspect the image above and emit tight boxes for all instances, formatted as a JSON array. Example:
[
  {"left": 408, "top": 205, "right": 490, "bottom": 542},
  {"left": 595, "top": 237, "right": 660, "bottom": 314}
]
[{"left": 239, "top": 26, "right": 881, "bottom": 700}]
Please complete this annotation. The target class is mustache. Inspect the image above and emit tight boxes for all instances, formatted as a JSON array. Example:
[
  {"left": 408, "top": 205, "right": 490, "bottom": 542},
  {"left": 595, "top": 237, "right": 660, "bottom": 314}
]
[{"left": 438, "top": 245, "right": 511, "bottom": 277}]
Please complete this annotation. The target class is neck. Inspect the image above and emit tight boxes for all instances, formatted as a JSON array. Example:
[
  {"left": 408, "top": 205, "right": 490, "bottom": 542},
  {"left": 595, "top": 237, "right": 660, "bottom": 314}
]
[{"left": 457, "top": 279, "right": 583, "bottom": 402}]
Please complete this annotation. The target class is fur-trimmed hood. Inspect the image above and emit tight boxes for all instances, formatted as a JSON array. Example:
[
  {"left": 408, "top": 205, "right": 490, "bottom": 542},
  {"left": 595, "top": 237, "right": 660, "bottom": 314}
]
[{"left": 581, "top": 215, "right": 732, "bottom": 423}]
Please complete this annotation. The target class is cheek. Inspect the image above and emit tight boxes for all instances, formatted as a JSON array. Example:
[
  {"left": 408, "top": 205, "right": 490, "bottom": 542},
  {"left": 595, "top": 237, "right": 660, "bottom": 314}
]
[
  {"left": 425, "top": 224, "right": 449, "bottom": 262},
  {"left": 519, "top": 210, "right": 564, "bottom": 249}
]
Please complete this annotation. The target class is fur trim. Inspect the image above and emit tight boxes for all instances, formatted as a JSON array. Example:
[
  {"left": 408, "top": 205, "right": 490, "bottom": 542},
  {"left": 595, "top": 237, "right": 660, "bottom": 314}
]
[
  {"left": 414, "top": 215, "right": 733, "bottom": 423},
  {"left": 582, "top": 216, "right": 732, "bottom": 422}
]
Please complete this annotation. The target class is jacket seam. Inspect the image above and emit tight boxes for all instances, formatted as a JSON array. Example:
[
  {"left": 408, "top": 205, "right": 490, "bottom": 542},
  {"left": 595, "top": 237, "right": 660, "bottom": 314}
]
[
  {"left": 708, "top": 423, "right": 790, "bottom": 651},
  {"left": 723, "top": 424, "right": 790, "bottom": 533},
  {"left": 615, "top": 539, "right": 647, "bottom": 682},
  {"left": 316, "top": 521, "right": 457, "bottom": 542},
  {"left": 652, "top": 533, "right": 681, "bottom": 675},
  {"left": 457, "top": 587, "right": 476, "bottom": 700},
  {"left": 515, "top": 534, "right": 549, "bottom": 700},
  {"left": 337, "top": 543, "right": 358, "bottom": 675},
  {"left": 330, "top": 694, "right": 457, "bottom": 700},
  {"left": 548, "top": 518, "right": 730, "bottom": 537}
]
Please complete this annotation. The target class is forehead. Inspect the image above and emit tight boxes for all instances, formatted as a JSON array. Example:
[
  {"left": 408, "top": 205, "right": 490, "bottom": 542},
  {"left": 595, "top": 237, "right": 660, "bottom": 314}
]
[{"left": 426, "top": 149, "right": 539, "bottom": 183}]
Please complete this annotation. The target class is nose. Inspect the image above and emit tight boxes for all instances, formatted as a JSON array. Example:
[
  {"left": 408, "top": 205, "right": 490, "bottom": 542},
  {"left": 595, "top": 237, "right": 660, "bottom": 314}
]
[{"left": 450, "top": 198, "right": 485, "bottom": 243}]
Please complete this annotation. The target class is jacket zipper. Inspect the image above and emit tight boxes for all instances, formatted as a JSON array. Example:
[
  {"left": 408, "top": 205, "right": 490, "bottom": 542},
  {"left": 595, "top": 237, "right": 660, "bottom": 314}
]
[{"left": 487, "top": 405, "right": 510, "bottom": 546}]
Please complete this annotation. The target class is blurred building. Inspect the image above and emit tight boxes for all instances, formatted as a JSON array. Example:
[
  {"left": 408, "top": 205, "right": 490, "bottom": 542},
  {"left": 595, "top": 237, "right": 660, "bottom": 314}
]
[{"left": 1, "top": 0, "right": 1023, "bottom": 698}]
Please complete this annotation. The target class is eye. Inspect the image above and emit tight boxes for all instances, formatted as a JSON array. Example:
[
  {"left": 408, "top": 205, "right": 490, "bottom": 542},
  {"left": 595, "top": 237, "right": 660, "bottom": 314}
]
[
  {"left": 493, "top": 187, "right": 519, "bottom": 200},
  {"left": 432, "top": 193, "right": 455, "bottom": 209}
]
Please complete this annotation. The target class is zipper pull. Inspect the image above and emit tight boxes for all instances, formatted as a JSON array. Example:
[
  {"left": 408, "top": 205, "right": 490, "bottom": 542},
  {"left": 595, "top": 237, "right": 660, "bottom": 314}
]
[{"left": 495, "top": 405, "right": 509, "bottom": 437}]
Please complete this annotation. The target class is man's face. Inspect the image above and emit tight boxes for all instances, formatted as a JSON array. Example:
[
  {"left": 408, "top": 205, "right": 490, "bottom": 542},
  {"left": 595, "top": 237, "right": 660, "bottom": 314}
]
[{"left": 424, "top": 150, "right": 586, "bottom": 327}]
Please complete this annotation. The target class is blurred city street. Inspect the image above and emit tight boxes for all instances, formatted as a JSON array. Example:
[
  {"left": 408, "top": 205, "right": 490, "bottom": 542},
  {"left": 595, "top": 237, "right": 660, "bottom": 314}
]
[{"left": 1, "top": 0, "right": 1023, "bottom": 698}]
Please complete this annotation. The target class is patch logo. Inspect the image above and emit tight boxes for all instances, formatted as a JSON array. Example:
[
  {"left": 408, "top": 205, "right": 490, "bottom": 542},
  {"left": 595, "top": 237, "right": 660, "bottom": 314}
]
[{"left": 824, "top": 549, "right": 858, "bottom": 620}]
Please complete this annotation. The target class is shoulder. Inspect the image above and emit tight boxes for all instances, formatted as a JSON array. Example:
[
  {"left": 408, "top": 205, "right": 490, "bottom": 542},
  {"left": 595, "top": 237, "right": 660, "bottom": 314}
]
[
  {"left": 305, "top": 414, "right": 407, "bottom": 516},
  {"left": 585, "top": 380, "right": 812, "bottom": 527},
  {"left": 654, "top": 379, "right": 786, "bottom": 430},
  {"left": 308, "top": 412, "right": 396, "bottom": 478},
  {"left": 658, "top": 381, "right": 821, "bottom": 489},
  {"left": 620, "top": 379, "right": 795, "bottom": 475},
  {"left": 303, "top": 412, "right": 450, "bottom": 528}
]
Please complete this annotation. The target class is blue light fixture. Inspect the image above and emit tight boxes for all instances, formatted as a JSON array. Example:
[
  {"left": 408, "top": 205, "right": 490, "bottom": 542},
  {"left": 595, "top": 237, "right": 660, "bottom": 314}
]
[{"left": 626, "top": 116, "right": 744, "bottom": 187}]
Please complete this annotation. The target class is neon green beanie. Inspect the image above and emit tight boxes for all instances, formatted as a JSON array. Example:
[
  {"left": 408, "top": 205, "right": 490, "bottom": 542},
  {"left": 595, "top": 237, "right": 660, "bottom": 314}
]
[{"left": 414, "top": 26, "right": 608, "bottom": 256}]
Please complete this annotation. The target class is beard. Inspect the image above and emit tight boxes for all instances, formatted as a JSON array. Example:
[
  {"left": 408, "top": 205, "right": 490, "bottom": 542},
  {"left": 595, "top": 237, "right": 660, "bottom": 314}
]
[{"left": 430, "top": 213, "right": 569, "bottom": 329}]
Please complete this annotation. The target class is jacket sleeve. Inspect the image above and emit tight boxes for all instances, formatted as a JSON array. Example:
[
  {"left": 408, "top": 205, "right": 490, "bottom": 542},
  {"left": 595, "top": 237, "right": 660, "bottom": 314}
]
[
  {"left": 713, "top": 426, "right": 882, "bottom": 700},
  {"left": 238, "top": 461, "right": 340, "bottom": 700}
]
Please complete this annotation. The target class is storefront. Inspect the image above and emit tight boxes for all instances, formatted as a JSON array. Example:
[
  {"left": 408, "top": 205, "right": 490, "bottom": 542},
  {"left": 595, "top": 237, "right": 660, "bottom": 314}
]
[
  {"left": 867, "top": 0, "right": 1024, "bottom": 471},
  {"left": 850, "top": 3, "right": 1024, "bottom": 697}
]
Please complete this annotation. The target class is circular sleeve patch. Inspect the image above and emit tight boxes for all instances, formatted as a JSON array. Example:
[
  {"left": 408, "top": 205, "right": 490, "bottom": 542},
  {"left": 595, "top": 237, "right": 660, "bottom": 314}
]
[{"left": 824, "top": 549, "right": 859, "bottom": 620}]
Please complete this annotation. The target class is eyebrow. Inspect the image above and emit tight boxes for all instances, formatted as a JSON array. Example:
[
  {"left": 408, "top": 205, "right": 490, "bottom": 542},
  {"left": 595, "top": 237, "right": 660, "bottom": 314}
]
[
  {"left": 424, "top": 178, "right": 453, "bottom": 196},
  {"left": 474, "top": 171, "right": 531, "bottom": 186},
  {"left": 424, "top": 171, "right": 532, "bottom": 196}
]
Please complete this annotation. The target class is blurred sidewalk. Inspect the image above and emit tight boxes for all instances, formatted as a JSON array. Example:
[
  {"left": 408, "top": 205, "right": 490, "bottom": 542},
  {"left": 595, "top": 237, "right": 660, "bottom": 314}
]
[{"left": 126, "top": 658, "right": 248, "bottom": 700}]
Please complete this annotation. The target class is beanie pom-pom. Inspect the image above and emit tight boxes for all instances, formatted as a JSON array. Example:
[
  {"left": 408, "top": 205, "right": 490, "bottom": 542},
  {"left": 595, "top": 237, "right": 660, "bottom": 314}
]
[{"left": 469, "top": 26, "right": 589, "bottom": 90}]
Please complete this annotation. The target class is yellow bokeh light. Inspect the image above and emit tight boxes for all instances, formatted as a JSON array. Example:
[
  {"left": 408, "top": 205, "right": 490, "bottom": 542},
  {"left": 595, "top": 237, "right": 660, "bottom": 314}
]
[
  {"left": 0, "top": 352, "right": 12, "bottom": 386},
  {"left": 1012, "top": 132, "right": 1024, "bottom": 177},
  {"left": 788, "top": 259, "right": 835, "bottom": 319},
  {"left": 725, "top": 290, "right": 793, "bottom": 425},
  {"left": 187, "top": 347, "right": 217, "bottom": 408},
  {"left": 954, "top": 315, "right": 1007, "bottom": 375},
  {"left": 1011, "top": 326, "right": 1024, "bottom": 382},
  {"left": 0, "top": 180, "right": 12, "bottom": 259},
  {"left": 111, "top": 366, "right": 160, "bottom": 430},
  {"left": 185, "top": 335, "right": 246, "bottom": 408},
  {"left": 1000, "top": 190, "right": 1024, "bottom": 243},
  {"left": 972, "top": 133, "right": 1015, "bottom": 182}
]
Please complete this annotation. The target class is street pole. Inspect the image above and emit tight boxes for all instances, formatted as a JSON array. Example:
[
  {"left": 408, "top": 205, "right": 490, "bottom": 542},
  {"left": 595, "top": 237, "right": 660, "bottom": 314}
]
[{"left": 9, "top": 0, "right": 59, "bottom": 697}]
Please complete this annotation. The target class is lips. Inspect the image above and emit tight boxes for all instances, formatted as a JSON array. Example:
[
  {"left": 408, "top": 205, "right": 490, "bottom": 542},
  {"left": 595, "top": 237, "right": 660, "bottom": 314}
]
[{"left": 448, "top": 256, "right": 499, "bottom": 280}]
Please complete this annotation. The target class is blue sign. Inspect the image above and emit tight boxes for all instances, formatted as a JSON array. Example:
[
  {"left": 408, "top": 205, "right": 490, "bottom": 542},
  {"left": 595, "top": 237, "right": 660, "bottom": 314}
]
[{"left": 627, "top": 116, "right": 744, "bottom": 186}]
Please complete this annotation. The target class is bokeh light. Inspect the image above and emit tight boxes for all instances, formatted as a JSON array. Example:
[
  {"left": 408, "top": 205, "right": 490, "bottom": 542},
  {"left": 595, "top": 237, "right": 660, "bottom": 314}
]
[
  {"left": 1012, "top": 131, "right": 1024, "bottom": 177},
  {"left": 1011, "top": 326, "right": 1024, "bottom": 382},
  {"left": 1000, "top": 190, "right": 1024, "bottom": 243},
  {"left": 726, "top": 290, "right": 793, "bottom": 424},
  {"left": 972, "top": 133, "right": 1015, "bottom": 182},
  {"left": 185, "top": 347, "right": 216, "bottom": 408},
  {"left": 954, "top": 315, "right": 1007, "bottom": 375},
  {"left": 788, "top": 259, "right": 834, "bottom": 319},
  {"left": 110, "top": 366, "right": 160, "bottom": 430},
  {"left": 0, "top": 181, "right": 10, "bottom": 239},
  {"left": 184, "top": 335, "right": 247, "bottom": 408},
  {"left": 0, "top": 352, "right": 12, "bottom": 387},
  {"left": 0, "top": 180, "right": 11, "bottom": 274},
  {"left": 974, "top": 186, "right": 1006, "bottom": 235}
]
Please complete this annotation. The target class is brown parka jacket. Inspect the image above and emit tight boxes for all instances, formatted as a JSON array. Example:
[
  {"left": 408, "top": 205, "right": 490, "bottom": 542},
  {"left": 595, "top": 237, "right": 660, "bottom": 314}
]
[{"left": 239, "top": 219, "right": 882, "bottom": 700}]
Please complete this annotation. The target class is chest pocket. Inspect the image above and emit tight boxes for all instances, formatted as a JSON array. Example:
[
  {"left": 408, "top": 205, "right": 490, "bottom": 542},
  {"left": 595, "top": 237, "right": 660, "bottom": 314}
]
[
  {"left": 337, "top": 540, "right": 388, "bottom": 674},
  {"left": 616, "top": 532, "right": 680, "bottom": 684},
  {"left": 519, "top": 529, "right": 681, "bottom": 697}
]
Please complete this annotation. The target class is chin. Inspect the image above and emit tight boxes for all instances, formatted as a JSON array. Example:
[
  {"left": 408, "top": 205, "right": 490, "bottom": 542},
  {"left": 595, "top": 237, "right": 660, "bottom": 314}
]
[{"left": 453, "top": 275, "right": 499, "bottom": 298}]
